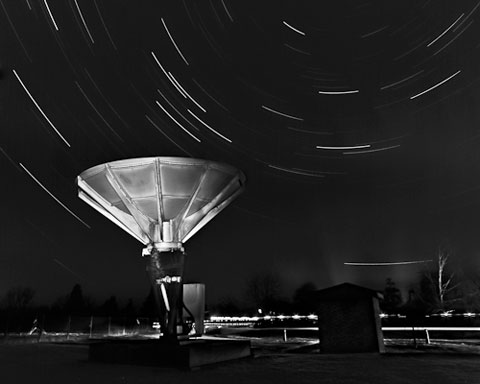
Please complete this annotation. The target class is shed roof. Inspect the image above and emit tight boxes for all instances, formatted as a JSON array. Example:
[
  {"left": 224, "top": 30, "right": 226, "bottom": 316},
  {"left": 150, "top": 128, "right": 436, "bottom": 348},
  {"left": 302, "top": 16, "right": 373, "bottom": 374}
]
[{"left": 316, "top": 282, "right": 383, "bottom": 301}]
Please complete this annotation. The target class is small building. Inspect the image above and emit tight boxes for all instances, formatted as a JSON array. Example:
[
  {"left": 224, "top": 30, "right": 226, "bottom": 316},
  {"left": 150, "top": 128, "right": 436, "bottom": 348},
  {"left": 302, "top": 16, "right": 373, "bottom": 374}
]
[
  {"left": 316, "top": 282, "right": 385, "bottom": 353},
  {"left": 183, "top": 283, "right": 205, "bottom": 335}
]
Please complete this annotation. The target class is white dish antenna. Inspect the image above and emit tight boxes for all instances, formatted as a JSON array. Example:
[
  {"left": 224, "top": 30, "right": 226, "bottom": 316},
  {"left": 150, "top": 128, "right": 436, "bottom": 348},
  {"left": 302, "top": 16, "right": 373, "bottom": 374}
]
[
  {"left": 77, "top": 157, "right": 245, "bottom": 338},
  {"left": 77, "top": 157, "right": 245, "bottom": 253}
]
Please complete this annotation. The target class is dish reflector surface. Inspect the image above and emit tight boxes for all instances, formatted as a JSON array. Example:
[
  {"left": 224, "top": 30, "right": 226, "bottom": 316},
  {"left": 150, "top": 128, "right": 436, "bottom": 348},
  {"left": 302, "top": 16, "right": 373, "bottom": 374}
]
[{"left": 77, "top": 157, "right": 245, "bottom": 246}]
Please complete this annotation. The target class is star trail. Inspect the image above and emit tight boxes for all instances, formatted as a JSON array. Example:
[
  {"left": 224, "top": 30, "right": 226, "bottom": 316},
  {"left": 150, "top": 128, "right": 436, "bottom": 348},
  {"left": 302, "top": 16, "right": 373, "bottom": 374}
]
[{"left": 1, "top": 1, "right": 480, "bottom": 304}]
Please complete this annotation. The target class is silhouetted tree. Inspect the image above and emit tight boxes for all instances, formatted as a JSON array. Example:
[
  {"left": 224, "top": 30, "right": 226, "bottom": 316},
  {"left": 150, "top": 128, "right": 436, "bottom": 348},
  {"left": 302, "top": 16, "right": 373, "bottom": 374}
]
[
  {"left": 457, "top": 252, "right": 480, "bottom": 311},
  {"left": 140, "top": 288, "right": 157, "bottom": 318},
  {"left": 245, "top": 272, "right": 281, "bottom": 313},
  {"left": 214, "top": 296, "right": 242, "bottom": 316},
  {"left": 66, "top": 284, "right": 85, "bottom": 315},
  {"left": 417, "top": 272, "right": 437, "bottom": 310},
  {"left": 381, "top": 278, "right": 402, "bottom": 313},
  {"left": 121, "top": 298, "right": 137, "bottom": 318},
  {"left": 458, "top": 280, "right": 480, "bottom": 312},
  {"left": 292, "top": 282, "right": 317, "bottom": 314},
  {"left": 101, "top": 296, "right": 119, "bottom": 317},
  {"left": 3, "top": 286, "right": 35, "bottom": 311},
  {"left": 1, "top": 287, "right": 36, "bottom": 333},
  {"left": 463, "top": 256, "right": 480, "bottom": 289}
]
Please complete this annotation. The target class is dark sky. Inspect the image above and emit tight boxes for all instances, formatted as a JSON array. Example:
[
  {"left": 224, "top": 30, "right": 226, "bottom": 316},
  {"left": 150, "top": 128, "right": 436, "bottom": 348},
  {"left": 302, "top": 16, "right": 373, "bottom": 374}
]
[{"left": 1, "top": 0, "right": 480, "bottom": 306}]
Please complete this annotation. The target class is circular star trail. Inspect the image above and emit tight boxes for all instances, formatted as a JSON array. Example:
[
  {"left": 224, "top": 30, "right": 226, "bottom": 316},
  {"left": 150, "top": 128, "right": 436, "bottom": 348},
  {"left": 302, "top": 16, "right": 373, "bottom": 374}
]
[{"left": 1, "top": 1, "right": 480, "bottom": 303}]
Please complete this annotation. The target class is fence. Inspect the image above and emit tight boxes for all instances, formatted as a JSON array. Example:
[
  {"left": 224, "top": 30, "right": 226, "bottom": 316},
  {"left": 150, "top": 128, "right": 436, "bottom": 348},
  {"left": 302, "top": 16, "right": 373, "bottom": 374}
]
[{"left": 0, "top": 312, "right": 160, "bottom": 340}]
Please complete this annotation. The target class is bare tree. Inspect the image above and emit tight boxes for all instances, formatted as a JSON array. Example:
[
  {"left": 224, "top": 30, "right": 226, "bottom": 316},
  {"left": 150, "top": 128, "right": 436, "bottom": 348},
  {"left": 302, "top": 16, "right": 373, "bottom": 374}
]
[
  {"left": 422, "top": 242, "right": 461, "bottom": 311},
  {"left": 436, "top": 243, "right": 460, "bottom": 308}
]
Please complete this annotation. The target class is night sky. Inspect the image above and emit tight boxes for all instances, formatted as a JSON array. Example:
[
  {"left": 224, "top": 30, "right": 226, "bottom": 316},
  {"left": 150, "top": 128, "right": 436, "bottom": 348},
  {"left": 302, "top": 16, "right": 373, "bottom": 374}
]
[{"left": 2, "top": 0, "right": 480, "bottom": 306}]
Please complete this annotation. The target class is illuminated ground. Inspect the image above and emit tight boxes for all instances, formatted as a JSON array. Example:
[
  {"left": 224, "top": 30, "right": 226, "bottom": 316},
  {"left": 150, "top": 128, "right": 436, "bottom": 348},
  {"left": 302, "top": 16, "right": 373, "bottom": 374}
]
[{"left": 1, "top": 338, "right": 480, "bottom": 383}]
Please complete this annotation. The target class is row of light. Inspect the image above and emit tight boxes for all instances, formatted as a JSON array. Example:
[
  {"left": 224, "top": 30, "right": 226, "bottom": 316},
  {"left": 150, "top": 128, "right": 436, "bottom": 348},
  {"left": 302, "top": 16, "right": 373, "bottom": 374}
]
[
  {"left": 377, "top": 312, "right": 478, "bottom": 318},
  {"left": 209, "top": 314, "right": 318, "bottom": 322},
  {"left": 209, "top": 312, "right": 480, "bottom": 322}
]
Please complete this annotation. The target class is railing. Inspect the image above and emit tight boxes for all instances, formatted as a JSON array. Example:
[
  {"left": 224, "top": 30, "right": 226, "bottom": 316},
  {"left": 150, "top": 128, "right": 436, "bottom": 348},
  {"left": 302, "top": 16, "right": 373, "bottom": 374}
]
[
  {"left": 0, "top": 314, "right": 160, "bottom": 340},
  {"left": 383, "top": 327, "right": 480, "bottom": 331}
]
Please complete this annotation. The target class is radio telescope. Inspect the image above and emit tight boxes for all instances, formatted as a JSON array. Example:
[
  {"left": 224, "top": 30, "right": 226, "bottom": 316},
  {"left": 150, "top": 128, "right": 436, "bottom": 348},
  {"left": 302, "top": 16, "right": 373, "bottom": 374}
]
[{"left": 77, "top": 157, "right": 245, "bottom": 339}]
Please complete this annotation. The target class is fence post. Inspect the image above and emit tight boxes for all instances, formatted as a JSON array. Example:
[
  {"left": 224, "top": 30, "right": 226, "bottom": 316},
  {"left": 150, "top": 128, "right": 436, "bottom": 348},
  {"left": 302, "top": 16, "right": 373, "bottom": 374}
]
[
  {"left": 37, "top": 314, "right": 45, "bottom": 343},
  {"left": 425, "top": 329, "right": 430, "bottom": 344},
  {"left": 283, "top": 328, "right": 287, "bottom": 342},
  {"left": 66, "top": 316, "right": 71, "bottom": 340},
  {"left": 4, "top": 314, "right": 9, "bottom": 340}
]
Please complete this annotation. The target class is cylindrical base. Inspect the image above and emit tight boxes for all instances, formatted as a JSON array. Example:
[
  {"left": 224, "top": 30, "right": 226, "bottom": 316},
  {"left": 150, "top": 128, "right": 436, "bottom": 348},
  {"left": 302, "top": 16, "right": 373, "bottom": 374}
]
[{"left": 145, "top": 249, "right": 185, "bottom": 339}]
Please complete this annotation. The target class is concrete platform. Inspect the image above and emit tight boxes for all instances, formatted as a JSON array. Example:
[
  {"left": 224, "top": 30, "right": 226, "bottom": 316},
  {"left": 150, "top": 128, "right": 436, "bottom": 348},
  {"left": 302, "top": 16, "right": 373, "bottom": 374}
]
[{"left": 88, "top": 337, "right": 252, "bottom": 369}]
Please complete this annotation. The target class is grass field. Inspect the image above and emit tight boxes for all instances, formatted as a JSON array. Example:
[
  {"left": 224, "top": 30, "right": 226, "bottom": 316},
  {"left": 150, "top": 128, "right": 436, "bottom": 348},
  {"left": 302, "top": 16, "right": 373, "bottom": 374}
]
[{"left": 1, "top": 336, "right": 479, "bottom": 384}]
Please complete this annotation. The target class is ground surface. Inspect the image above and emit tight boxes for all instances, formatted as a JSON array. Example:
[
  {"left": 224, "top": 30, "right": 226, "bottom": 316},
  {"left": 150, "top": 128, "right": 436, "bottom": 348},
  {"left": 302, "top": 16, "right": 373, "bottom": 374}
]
[{"left": 1, "top": 338, "right": 479, "bottom": 383}]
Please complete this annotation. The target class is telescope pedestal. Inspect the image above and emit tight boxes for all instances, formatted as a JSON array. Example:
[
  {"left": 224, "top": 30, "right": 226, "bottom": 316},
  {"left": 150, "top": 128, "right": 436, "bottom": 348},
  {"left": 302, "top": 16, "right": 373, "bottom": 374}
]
[{"left": 145, "top": 249, "right": 185, "bottom": 338}]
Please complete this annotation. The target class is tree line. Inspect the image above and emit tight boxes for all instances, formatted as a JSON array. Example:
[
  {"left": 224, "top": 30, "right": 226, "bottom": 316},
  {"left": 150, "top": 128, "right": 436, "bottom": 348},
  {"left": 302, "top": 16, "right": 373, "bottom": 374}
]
[
  {"left": 3, "top": 241, "right": 480, "bottom": 319},
  {"left": 0, "top": 284, "right": 156, "bottom": 319}
]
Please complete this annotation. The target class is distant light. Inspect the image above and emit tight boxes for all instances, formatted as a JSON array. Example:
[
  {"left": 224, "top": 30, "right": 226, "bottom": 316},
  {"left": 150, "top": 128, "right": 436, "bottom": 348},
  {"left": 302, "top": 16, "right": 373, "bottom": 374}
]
[
  {"left": 166, "top": 72, "right": 188, "bottom": 98},
  {"left": 187, "top": 109, "right": 232, "bottom": 143},
  {"left": 261, "top": 105, "right": 304, "bottom": 121},
  {"left": 342, "top": 144, "right": 401, "bottom": 155},
  {"left": 258, "top": 308, "right": 263, "bottom": 314},
  {"left": 161, "top": 18, "right": 189, "bottom": 65},
  {"left": 433, "top": 21, "right": 473, "bottom": 56},
  {"left": 360, "top": 25, "right": 388, "bottom": 39},
  {"left": 380, "top": 70, "right": 424, "bottom": 90},
  {"left": 427, "top": 14, "right": 464, "bottom": 47},
  {"left": 43, "top": 0, "right": 59, "bottom": 30},
  {"left": 20, "top": 163, "right": 90, "bottom": 228},
  {"left": 73, "top": 0, "right": 94, "bottom": 44},
  {"left": 220, "top": 0, "right": 234, "bottom": 22},
  {"left": 316, "top": 144, "right": 370, "bottom": 150},
  {"left": 12, "top": 70, "right": 70, "bottom": 147},
  {"left": 282, "top": 21, "right": 306, "bottom": 36},
  {"left": 268, "top": 164, "right": 326, "bottom": 178},
  {"left": 318, "top": 90, "right": 359, "bottom": 95},
  {"left": 167, "top": 72, "right": 207, "bottom": 112},
  {"left": 155, "top": 101, "right": 201, "bottom": 142},
  {"left": 410, "top": 70, "right": 461, "bottom": 100},
  {"left": 344, "top": 260, "right": 432, "bottom": 266},
  {"left": 151, "top": 51, "right": 169, "bottom": 77}
]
